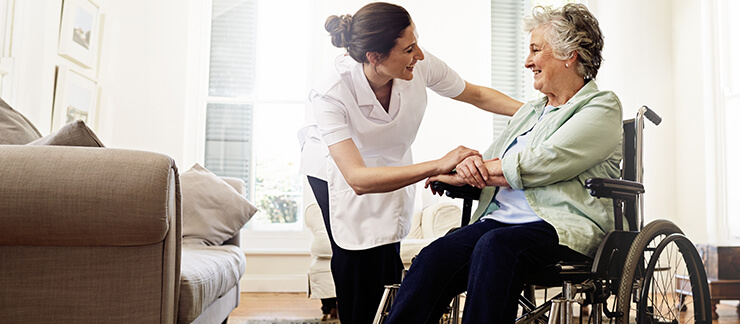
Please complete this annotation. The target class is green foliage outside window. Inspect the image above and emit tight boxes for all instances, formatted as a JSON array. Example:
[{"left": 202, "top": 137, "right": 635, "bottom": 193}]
[{"left": 257, "top": 194, "right": 298, "bottom": 224}]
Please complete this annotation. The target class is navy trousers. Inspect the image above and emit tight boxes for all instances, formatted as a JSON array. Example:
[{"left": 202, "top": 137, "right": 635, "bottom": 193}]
[
  {"left": 307, "top": 176, "right": 405, "bottom": 324},
  {"left": 384, "top": 218, "right": 589, "bottom": 324}
]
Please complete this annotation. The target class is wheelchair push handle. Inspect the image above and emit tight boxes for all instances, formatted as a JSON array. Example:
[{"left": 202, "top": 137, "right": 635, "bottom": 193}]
[
  {"left": 635, "top": 105, "right": 661, "bottom": 230},
  {"left": 640, "top": 105, "right": 662, "bottom": 126}
]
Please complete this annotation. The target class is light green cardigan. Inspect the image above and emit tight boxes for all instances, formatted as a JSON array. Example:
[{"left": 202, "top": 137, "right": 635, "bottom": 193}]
[{"left": 472, "top": 80, "right": 623, "bottom": 257}]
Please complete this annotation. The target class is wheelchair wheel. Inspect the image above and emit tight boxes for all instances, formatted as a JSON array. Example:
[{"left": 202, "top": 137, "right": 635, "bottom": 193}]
[{"left": 615, "top": 220, "right": 711, "bottom": 324}]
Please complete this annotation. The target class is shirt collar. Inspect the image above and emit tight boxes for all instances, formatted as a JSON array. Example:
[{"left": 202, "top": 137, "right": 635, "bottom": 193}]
[
  {"left": 534, "top": 79, "right": 599, "bottom": 112},
  {"left": 349, "top": 62, "right": 378, "bottom": 108},
  {"left": 349, "top": 57, "right": 411, "bottom": 122},
  {"left": 341, "top": 54, "right": 415, "bottom": 122}
]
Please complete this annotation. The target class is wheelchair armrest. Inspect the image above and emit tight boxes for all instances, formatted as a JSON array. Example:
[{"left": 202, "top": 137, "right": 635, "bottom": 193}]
[
  {"left": 430, "top": 181, "right": 482, "bottom": 200},
  {"left": 430, "top": 182, "right": 482, "bottom": 227},
  {"left": 585, "top": 177, "right": 644, "bottom": 200}
]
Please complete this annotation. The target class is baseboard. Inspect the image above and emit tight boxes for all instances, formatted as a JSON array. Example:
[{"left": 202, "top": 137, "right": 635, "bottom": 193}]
[{"left": 241, "top": 274, "right": 308, "bottom": 293}]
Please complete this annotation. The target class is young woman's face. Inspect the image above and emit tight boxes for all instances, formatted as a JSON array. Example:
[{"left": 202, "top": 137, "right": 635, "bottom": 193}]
[{"left": 376, "top": 23, "right": 425, "bottom": 81}]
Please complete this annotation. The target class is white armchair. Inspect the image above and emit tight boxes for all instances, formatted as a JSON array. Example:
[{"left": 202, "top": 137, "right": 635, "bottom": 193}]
[
  {"left": 304, "top": 202, "right": 461, "bottom": 301},
  {"left": 399, "top": 202, "right": 462, "bottom": 266}
]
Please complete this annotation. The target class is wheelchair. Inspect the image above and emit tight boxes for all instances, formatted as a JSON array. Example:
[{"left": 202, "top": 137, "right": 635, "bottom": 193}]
[{"left": 374, "top": 106, "right": 712, "bottom": 324}]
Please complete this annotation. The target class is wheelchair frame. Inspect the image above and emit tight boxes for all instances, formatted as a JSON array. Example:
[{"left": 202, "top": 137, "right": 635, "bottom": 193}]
[{"left": 374, "top": 107, "right": 712, "bottom": 324}]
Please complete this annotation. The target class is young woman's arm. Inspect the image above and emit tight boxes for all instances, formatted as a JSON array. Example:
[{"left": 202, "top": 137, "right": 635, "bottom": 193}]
[
  {"left": 328, "top": 138, "right": 481, "bottom": 195},
  {"left": 453, "top": 81, "right": 523, "bottom": 117}
]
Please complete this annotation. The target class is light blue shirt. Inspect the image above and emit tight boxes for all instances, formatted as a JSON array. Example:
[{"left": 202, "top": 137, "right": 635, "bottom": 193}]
[{"left": 483, "top": 105, "right": 555, "bottom": 224}]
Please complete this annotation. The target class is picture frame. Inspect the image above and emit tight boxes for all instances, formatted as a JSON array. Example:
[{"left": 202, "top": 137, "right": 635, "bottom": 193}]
[
  {"left": 51, "top": 65, "right": 98, "bottom": 132},
  {"left": 58, "top": 0, "right": 100, "bottom": 69}
]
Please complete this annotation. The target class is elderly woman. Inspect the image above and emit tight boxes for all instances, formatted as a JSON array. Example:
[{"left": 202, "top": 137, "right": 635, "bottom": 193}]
[{"left": 384, "top": 3, "right": 622, "bottom": 323}]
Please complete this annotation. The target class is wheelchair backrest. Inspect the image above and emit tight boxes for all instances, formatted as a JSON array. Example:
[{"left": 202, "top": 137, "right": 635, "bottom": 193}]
[{"left": 622, "top": 119, "right": 638, "bottom": 232}]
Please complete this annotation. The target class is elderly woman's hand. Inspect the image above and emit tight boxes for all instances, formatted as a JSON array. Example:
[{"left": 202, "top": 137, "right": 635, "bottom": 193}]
[
  {"left": 455, "top": 156, "right": 491, "bottom": 188},
  {"left": 455, "top": 156, "right": 509, "bottom": 188}
]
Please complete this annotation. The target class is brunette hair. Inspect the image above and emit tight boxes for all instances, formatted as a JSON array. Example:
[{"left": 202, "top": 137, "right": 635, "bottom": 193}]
[{"left": 325, "top": 2, "right": 412, "bottom": 63}]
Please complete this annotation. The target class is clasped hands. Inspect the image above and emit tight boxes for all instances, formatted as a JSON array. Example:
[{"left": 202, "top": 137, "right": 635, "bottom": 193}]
[{"left": 426, "top": 150, "right": 510, "bottom": 196}]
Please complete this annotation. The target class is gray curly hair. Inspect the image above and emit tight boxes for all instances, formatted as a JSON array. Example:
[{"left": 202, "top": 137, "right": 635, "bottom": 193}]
[{"left": 523, "top": 3, "right": 604, "bottom": 80}]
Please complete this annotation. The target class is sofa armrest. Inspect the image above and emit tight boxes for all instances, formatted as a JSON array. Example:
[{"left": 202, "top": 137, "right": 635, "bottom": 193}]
[
  {"left": 0, "top": 145, "right": 182, "bottom": 323},
  {"left": 0, "top": 145, "right": 179, "bottom": 247}
]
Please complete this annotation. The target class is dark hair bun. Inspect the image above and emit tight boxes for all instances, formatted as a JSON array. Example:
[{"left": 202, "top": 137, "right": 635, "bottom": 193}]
[{"left": 325, "top": 14, "right": 353, "bottom": 48}]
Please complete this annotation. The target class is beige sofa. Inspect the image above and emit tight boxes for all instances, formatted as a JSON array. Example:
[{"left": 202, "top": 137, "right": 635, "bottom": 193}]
[
  {"left": 0, "top": 98, "right": 251, "bottom": 323},
  {"left": 0, "top": 145, "right": 246, "bottom": 323},
  {"left": 304, "top": 201, "right": 462, "bottom": 300}
]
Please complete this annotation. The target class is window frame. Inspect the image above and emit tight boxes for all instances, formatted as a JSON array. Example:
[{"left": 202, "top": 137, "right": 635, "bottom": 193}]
[{"left": 201, "top": 0, "right": 312, "bottom": 253}]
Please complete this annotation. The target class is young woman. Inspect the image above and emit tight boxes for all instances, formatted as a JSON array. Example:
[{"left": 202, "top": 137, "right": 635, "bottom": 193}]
[{"left": 298, "top": 3, "right": 521, "bottom": 323}]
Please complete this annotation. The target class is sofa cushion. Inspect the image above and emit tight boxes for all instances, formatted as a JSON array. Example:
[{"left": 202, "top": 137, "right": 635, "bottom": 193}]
[
  {"left": 0, "top": 98, "right": 42, "bottom": 144},
  {"left": 181, "top": 163, "right": 258, "bottom": 246},
  {"left": 28, "top": 119, "right": 104, "bottom": 147},
  {"left": 178, "top": 244, "right": 246, "bottom": 323}
]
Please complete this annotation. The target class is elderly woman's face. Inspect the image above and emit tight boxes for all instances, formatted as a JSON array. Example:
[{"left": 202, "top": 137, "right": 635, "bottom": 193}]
[{"left": 524, "top": 27, "right": 562, "bottom": 95}]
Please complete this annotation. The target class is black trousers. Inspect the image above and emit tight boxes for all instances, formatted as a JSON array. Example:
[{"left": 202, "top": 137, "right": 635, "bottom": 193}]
[{"left": 307, "top": 176, "right": 404, "bottom": 324}]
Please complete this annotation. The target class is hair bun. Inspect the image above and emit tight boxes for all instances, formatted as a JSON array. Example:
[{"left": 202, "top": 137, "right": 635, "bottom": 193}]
[{"left": 325, "top": 14, "right": 353, "bottom": 48}]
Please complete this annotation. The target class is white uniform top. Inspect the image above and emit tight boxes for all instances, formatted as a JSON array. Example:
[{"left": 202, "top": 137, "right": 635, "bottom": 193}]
[{"left": 298, "top": 49, "right": 465, "bottom": 250}]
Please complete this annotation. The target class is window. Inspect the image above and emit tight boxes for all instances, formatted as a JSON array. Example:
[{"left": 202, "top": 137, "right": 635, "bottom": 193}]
[
  {"left": 206, "top": 0, "right": 310, "bottom": 244},
  {"left": 490, "top": 0, "right": 531, "bottom": 138},
  {"left": 205, "top": 0, "right": 257, "bottom": 199}
]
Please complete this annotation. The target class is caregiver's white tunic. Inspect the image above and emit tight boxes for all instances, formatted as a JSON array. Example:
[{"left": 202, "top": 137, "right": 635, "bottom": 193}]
[{"left": 298, "top": 49, "right": 465, "bottom": 250}]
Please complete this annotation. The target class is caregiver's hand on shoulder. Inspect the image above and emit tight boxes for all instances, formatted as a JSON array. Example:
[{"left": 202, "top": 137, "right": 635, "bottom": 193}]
[{"left": 437, "top": 146, "right": 481, "bottom": 174}]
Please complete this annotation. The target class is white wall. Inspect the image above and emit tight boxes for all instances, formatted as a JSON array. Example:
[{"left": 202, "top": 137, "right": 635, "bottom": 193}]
[
  {"left": 591, "top": 0, "right": 709, "bottom": 242},
  {"left": 671, "top": 0, "right": 709, "bottom": 243},
  {"left": 8, "top": 0, "right": 63, "bottom": 133},
  {"left": 96, "top": 0, "right": 196, "bottom": 165},
  {"left": 8, "top": 0, "right": 202, "bottom": 167}
]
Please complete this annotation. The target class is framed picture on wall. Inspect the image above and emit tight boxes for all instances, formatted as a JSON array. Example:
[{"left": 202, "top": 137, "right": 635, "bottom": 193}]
[
  {"left": 58, "top": 0, "right": 100, "bottom": 69},
  {"left": 51, "top": 66, "right": 98, "bottom": 132}
]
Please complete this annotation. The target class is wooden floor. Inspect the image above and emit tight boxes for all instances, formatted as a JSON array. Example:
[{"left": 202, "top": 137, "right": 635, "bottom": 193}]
[
  {"left": 228, "top": 292, "right": 326, "bottom": 322},
  {"left": 228, "top": 292, "right": 740, "bottom": 323}
]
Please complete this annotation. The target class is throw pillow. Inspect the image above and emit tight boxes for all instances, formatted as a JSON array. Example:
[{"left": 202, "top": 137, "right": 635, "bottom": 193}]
[
  {"left": 28, "top": 119, "right": 104, "bottom": 147},
  {"left": 0, "top": 97, "right": 42, "bottom": 144},
  {"left": 181, "top": 163, "right": 258, "bottom": 246}
]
